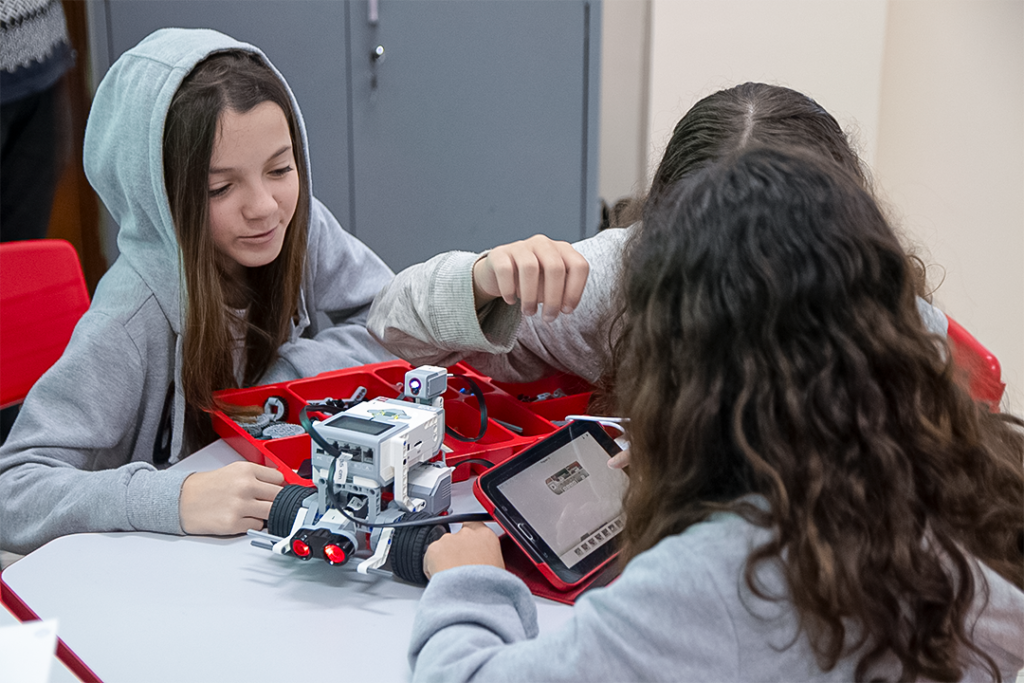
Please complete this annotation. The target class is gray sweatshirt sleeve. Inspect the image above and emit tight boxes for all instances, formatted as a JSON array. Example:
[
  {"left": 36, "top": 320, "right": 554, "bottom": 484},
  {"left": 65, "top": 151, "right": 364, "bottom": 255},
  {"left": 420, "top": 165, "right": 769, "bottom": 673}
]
[
  {"left": 916, "top": 297, "right": 948, "bottom": 336},
  {"left": 408, "top": 539, "right": 740, "bottom": 683},
  {"left": 368, "top": 228, "right": 633, "bottom": 384},
  {"left": 262, "top": 199, "right": 398, "bottom": 383},
  {"left": 366, "top": 250, "right": 525, "bottom": 368},
  {"left": 0, "top": 314, "right": 188, "bottom": 555}
]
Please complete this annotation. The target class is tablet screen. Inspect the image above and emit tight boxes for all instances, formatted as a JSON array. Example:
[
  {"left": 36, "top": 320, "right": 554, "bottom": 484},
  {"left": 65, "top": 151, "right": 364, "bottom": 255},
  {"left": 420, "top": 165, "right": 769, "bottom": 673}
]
[{"left": 495, "top": 430, "right": 627, "bottom": 568}]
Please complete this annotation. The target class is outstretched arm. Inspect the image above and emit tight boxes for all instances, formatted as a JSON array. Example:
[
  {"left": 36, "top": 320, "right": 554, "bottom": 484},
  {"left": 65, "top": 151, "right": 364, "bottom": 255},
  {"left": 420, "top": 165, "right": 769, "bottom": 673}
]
[{"left": 369, "top": 228, "right": 631, "bottom": 384}]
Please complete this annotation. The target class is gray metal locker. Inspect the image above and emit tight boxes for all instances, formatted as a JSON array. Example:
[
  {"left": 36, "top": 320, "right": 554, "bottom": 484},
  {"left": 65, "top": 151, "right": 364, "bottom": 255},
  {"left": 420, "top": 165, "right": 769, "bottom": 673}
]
[{"left": 88, "top": 0, "right": 601, "bottom": 271}]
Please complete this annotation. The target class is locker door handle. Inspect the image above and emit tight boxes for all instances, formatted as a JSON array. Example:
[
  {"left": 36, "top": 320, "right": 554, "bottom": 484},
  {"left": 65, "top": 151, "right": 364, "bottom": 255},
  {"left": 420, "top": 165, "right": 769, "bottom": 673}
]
[{"left": 369, "top": 0, "right": 379, "bottom": 25}]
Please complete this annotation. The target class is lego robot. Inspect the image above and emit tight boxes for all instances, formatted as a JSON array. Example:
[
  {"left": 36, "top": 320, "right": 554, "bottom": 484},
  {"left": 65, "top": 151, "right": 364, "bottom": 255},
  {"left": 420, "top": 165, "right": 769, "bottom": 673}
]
[{"left": 248, "top": 366, "right": 472, "bottom": 585}]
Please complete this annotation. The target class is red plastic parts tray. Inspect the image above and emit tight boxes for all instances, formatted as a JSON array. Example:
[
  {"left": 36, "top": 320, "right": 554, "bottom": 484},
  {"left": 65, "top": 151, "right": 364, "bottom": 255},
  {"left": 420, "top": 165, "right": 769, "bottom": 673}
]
[{"left": 210, "top": 360, "right": 593, "bottom": 486}]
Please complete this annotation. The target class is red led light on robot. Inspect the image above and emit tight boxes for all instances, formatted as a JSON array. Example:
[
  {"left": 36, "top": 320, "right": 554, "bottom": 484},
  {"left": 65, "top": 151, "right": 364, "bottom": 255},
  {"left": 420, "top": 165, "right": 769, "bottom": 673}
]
[
  {"left": 323, "top": 544, "right": 347, "bottom": 565},
  {"left": 291, "top": 538, "right": 311, "bottom": 558}
]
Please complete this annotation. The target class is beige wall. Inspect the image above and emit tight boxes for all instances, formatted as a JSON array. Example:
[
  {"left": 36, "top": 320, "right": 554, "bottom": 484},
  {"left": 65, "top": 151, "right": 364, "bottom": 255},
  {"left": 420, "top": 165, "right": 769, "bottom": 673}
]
[
  {"left": 598, "top": 0, "right": 651, "bottom": 205},
  {"left": 874, "top": 0, "right": 1023, "bottom": 411},
  {"left": 645, "top": 0, "right": 888, "bottom": 170},
  {"left": 598, "top": 0, "right": 1023, "bottom": 411}
]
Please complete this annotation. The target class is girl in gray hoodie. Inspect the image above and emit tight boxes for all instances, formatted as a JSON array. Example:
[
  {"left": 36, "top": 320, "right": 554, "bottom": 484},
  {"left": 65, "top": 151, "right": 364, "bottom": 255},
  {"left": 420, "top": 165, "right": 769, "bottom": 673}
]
[
  {"left": 0, "top": 29, "right": 395, "bottom": 555},
  {"left": 410, "top": 147, "right": 1024, "bottom": 682}
]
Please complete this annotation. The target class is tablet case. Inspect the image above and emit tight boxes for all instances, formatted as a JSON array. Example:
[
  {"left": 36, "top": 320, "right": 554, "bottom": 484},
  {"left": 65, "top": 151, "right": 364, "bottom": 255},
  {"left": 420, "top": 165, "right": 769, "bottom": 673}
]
[
  {"left": 498, "top": 533, "right": 620, "bottom": 605},
  {"left": 474, "top": 466, "right": 621, "bottom": 598}
]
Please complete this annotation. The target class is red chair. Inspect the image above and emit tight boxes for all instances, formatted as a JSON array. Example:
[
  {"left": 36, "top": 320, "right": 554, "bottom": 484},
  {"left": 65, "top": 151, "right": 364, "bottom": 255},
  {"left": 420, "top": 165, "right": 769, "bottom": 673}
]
[
  {"left": 0, "top": 239, "right": 90, "bottom": 409},
  {"left": 946, "top": 316, "right": 1005, "bottom": 409}
]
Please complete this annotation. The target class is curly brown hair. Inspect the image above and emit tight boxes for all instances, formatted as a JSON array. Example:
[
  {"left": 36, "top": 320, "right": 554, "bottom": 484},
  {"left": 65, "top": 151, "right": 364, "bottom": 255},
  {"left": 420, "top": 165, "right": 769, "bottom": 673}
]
[{"left": 613, "top": 146, "right": 1023, "bottom": 680}]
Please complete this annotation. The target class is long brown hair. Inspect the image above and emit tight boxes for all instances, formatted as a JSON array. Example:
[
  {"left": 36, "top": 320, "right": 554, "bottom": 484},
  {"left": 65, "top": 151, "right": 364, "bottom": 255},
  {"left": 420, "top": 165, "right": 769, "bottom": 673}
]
[
  {"left": 163, "top": 51, "right": 310, "bottom": 444},
  {"left": 611, "top": 83, "right": 867, "bottom": 230},
  {"left": 613, "top": 147, "right": 1023, "bottom": 679},
  {"left": 596, "top": 83, "right": 925, "bottom": 412}
]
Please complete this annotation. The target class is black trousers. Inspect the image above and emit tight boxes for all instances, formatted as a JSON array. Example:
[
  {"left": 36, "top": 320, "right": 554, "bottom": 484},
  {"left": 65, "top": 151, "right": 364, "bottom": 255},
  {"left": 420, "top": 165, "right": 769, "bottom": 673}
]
[
  {"left": 1, "top": 83, "right": 64, "bottom": 243},
  {"left": 0, "top": 405, "right": 17, "bottom": 444}
]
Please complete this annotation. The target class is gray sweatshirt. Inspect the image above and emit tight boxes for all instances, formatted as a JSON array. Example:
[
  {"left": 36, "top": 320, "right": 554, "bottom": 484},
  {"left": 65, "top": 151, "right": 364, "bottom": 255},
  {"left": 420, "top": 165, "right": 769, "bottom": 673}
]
[
  {"left": 368, "top": 226, "right": 948, "bottom": 386},
  {"left": 409, "top": 511, "right": 1024, "bottom": 682},
  {"left": 0, "top": 29, "right": 395, "bottom": 555}
]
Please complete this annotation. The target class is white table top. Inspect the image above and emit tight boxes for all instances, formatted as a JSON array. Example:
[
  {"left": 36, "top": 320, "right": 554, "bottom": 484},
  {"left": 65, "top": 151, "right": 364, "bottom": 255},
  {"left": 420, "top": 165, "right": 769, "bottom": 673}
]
[{"left": 2, "top": 440, "right": 573, "bottom": 682}]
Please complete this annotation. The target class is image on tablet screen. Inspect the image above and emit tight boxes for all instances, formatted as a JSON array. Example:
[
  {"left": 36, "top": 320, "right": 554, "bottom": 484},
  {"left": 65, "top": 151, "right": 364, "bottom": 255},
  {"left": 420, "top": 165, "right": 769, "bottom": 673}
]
[{"left": 497, "top": 431, "right": 627, "bottom": 568}]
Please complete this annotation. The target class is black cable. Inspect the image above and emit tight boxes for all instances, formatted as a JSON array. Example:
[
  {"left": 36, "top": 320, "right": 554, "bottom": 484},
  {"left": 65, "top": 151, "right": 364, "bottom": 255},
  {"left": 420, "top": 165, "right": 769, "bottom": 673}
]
[
  {"left": 300, "top": 404, "right": 341, "bottom": 458},
  {"left": 330, "top": 501, "right": 491, "bottom": 529},
  {"left": 444, "top": 374, "right": 488, "bottom": 442},
  {"left": 453, "top": 458, "right": 494, "bottom": 469}
]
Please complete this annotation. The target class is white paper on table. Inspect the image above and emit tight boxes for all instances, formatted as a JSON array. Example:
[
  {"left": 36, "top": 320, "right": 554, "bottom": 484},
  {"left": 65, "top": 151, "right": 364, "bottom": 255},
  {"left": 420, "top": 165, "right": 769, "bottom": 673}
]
[{"left": 0, "top": 618, "right": 57, "bottom": 683}]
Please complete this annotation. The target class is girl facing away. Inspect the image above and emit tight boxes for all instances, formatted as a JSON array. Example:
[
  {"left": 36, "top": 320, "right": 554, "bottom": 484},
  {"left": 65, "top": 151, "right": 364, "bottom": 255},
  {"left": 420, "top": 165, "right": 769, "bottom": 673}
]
[
  {"left": 368, "top": 83, "right": 948, "bottom": 388},
  {"left": 410, "top": 147, "right": 1024, "bottom": 682},
  {"left": 0, "top": 29, "right": 395, "bottom": 556}
]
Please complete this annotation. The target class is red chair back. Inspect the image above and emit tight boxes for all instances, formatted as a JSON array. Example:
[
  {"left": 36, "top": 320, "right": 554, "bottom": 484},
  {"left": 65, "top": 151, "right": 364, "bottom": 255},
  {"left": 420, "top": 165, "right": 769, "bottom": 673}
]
[
  {"left": 0, "top": 239, "right": 90, "bottom": 409},
  {"left": 946, "top": 316, "right": 1005, "bottom": 409}
]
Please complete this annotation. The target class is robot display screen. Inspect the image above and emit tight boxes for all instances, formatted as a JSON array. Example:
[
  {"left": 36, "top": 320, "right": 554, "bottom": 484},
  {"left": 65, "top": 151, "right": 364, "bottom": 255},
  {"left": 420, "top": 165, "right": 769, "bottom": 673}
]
[
  {"left": 326, "top": 414, "right": 392, "bottom": 436},
  {"left": 496, "top": 431, "right": 627, "bottom": 568}
]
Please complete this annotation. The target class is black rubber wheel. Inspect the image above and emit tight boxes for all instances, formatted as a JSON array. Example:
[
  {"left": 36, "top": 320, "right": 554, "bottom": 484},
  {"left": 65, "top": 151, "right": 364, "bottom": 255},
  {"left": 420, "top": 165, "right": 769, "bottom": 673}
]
[
  {"left": 268, "top": 484, "right": 315, "bottom": 538},
  {"left": 390, "top": 511, "right": 450, "bottom": 585}
]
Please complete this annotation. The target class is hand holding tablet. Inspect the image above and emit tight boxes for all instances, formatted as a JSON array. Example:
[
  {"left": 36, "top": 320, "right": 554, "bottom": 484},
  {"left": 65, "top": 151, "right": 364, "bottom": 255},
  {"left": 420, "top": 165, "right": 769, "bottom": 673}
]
[{"left": 472, "top": 420, "right": 627, "bottom": 590}]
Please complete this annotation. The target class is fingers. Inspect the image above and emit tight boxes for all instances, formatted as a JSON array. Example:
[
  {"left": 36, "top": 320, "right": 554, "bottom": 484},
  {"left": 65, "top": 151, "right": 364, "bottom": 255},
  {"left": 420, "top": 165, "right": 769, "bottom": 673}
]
[
  {"left": 252, "top": 463, "right": 285, "bottom": 485},
  {"left": 560, "top": 246, "right": 589, "bottom": 314},
  {"left": 607, "top": 449, "right": 630, "bottom": 469},
  {"left": 231, "top": 462, "right": 284, "bottom": 503},
  {"left": 242, "top": 474, "right": 282, "bottom": 522},
  {"left": 179, "top": 462, "right": 283, "bottom": 536},
  {"left": 489, "top": 249, "right": 524, "bottom": 307},
  {"left": 472, "top": 235, "right": 589, "bottom": 322},
  {"left": 537, "top": 250, "right": 565, "bottom": 322},
  {"left": 240, "top": 498, "right": 275, "bottom": 524},
  {"left": 241, "top": 517, "right": 266, "bottom": 533},
  {"left": 423, "top": 521, "right": 504, "bottom": 579},
  {"left": 513, "top": 250, "right": 541, "bottom": 317},
  {"left": 212, "top": 498, "right": 274, "bottom": 536}
]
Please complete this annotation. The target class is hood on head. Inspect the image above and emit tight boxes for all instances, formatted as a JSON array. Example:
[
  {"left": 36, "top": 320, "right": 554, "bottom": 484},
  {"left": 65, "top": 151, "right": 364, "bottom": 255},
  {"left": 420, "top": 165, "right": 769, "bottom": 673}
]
[{"left": 83, "top": 28, "right": 311, "bottom": 332}]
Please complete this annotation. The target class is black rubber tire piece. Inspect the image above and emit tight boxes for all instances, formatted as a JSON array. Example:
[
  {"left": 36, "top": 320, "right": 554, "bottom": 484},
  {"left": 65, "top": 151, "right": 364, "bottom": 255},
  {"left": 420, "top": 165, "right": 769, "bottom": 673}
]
[
  {"left": 268, "top": 484, "right": 315, "bottom": 538},
  {"left": 390, "top": 511, "right": 450, "bottom": 586}
]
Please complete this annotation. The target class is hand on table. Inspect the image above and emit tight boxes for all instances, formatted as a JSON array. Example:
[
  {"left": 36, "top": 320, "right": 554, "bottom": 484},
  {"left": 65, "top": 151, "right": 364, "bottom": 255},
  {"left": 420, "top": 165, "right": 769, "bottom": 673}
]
[
  {"left": 179, "top": 461, "right": 285, "bottom": 535},
  {"left": 423, "top": 522, "right": 504, "bottom": 580},
  {"left": 472, "top": 234, "right": 589, "bottom": 323}
]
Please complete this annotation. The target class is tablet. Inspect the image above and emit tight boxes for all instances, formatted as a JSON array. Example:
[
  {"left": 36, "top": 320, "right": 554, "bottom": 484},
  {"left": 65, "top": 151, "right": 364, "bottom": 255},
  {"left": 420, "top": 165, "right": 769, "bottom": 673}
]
[{"left": 473, "top": 420, "right": 627, "bottom": 590}]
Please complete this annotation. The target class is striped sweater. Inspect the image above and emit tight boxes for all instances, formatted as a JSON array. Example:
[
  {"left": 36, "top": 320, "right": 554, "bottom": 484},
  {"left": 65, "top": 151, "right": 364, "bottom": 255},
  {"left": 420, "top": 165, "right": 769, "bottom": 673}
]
[{"left": 0, "top": 0, "right": 72, "bottom": 102}]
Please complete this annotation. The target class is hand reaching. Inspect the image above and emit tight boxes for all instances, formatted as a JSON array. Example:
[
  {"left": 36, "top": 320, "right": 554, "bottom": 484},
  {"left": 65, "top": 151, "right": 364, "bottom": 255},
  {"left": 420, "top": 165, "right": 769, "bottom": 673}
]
[
  {"left": 472, "top": 234, "right": 589, "bottom": 323},
  {"left": 179, "top": 461, "right": 285, "bottom": 536},
  {"left": 423, "top": 521, "right": 504, "bottom": 580}
]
